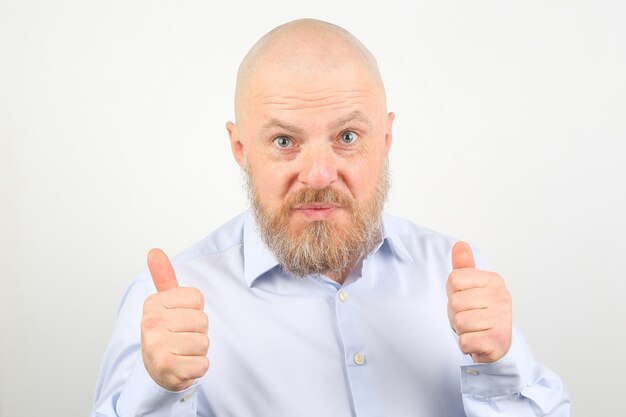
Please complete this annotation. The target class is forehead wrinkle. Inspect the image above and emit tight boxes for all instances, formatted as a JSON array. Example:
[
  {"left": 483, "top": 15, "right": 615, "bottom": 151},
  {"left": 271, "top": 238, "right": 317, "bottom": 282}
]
[
  {"left": 260, "top": 118, "right": 304, "bottom": 135},
  {"left": 280, "top": 89, "right": 374, "bottom": 102},
  {"left": 258, "top": 98, "right": 371, "bottom": 109},
  {"left": 257, "top": 85, "right": 375, "bottom": 102},
  {"left": 255, "top": 89, "right": 376, "bottom": 114},
  {"left": 259, "top": 99, "right": 369, "bottom": 112},
  {"left": 258, "top": 110, "right": 372, "bottom": 138},
  {"left": 329, "top": 110, "right": 373, "bottom": 131}
]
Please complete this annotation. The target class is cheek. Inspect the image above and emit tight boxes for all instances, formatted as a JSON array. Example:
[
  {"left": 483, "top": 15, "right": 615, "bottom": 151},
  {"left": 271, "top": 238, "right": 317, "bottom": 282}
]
[
  {"left": 343, "top": 164, "right": 365, "bottom": 189},
  {"left": 248, "top": 158, "right": 294, "bottom": 207},
  {"left": 342, "top": 158, "right": 381, "bottom": 202}
]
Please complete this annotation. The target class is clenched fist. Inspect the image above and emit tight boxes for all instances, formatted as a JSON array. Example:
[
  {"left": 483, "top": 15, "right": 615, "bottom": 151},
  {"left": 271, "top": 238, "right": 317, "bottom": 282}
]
[
  {"left": 446, "top": 242, "right": 512, "bottom": 363},
  {"left": 141, "top": 248, "right": 210, "bottom": 391}
]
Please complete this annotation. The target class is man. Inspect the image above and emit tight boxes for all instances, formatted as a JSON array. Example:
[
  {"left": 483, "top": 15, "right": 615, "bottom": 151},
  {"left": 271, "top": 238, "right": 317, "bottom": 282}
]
[{"left": 92, "top": 19, "right": 569, "bottom": 416}]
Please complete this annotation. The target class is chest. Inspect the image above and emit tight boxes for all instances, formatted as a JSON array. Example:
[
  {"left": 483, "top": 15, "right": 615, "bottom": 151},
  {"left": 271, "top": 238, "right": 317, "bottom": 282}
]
[{"left": 194, "top": 270, "right": 467, "bottom": 417}]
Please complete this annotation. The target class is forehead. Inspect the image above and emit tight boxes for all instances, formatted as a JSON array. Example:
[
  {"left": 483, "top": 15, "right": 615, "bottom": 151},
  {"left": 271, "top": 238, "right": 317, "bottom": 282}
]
[
  {"left": 242, "top": 61, "right": 385, "bottom": 127},
  {"left": 235, "top": 21, "right": 387, "bottom": 127},
  {"left": 259, "top": 110, "right": 374, "bottom": 137}
]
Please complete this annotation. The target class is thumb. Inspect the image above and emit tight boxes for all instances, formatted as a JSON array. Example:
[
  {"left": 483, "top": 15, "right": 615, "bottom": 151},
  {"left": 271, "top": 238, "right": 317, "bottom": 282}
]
[
  {"left": 451, "top": 241, "right": 476, "bottom": 270},
  {"left": 147, "top": 248, "right": 179, "bottom": 292}
]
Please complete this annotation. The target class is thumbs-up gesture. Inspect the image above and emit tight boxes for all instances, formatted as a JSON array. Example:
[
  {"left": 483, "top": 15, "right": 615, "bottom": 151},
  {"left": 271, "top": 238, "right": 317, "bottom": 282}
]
[
  {"left": 446, "top": 242, "right": 512, "bottom": 363},
  {"left": 141, "top": 249, "right": 210, "bottom": 391}
]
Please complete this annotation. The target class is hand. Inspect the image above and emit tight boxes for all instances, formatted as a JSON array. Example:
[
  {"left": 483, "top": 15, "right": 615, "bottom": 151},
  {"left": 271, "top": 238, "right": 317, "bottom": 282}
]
[
  {"left": 446, "top": 242, "right": 512, "bottom": 363},
  {"left": 141, "top": 248, "right": 210, "bottom": 391}
]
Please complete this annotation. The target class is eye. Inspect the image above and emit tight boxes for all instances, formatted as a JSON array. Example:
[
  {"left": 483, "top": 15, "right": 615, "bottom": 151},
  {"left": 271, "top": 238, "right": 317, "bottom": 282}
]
[
  {"left": 273, "top": 136, "right": 293, "bottom": 148},
  {"left": 339, "top": 130, "right": 359, "bottom": 145}
]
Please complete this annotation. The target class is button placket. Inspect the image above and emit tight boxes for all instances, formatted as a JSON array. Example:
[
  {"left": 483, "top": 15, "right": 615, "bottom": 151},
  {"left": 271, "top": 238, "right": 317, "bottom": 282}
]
[{"left": 332, "top": 283, "right": 382, "bottom": 415}]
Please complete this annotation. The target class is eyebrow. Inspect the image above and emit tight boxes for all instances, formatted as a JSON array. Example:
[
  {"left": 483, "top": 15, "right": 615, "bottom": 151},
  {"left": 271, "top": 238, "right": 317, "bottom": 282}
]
[
  {"left": 260, "top": 119, "right": 304, "bottom": 135},
  {"left": 329, "top": 110, "right": 373, "bottom": 131},
  {"left": 260, "top": 110, "right": 373, "bottom": 135}
]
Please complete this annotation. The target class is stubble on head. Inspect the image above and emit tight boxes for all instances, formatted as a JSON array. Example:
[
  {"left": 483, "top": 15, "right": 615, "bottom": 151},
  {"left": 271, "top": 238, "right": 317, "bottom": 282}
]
[{"left": 234, "top": 19, "right": 387, "bottom": 128}]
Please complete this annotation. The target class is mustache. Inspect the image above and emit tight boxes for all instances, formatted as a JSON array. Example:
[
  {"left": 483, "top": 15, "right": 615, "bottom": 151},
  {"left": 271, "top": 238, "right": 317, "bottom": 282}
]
[{"left": 285, "top": 187, "right": 355, "bottom": 209}]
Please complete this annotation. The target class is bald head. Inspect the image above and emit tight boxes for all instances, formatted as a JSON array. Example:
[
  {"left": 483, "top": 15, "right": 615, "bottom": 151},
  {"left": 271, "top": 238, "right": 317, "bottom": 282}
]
[{"left": 234, "top": 19, "right": 386, "bottom": 124}]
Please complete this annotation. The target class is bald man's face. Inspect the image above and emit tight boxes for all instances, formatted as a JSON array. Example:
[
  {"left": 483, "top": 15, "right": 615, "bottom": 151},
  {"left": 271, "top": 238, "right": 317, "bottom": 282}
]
[{"left": 227, "top": 48, "right": 394, "bottom": 279}]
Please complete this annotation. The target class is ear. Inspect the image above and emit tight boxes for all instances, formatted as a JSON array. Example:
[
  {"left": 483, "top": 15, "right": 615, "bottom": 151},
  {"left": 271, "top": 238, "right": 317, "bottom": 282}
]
[
  {"left": 226, "top": 121, "right": 245, "bottom": 167},
  {"left": 384, "top": 112, "right": 395, "bottom": 153}
]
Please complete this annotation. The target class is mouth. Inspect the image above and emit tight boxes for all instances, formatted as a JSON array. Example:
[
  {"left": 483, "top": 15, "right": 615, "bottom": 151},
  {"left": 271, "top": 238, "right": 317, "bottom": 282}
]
[{"left": 292, "top": 203, "right": 341, "bottom": 220}]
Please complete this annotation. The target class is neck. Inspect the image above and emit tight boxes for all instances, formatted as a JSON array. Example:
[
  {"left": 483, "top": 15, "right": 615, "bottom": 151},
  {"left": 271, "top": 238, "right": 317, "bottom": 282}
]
[
  {"left": 325, "top": 255, "right": 362, "bottom": 285},
  {"left": 325, "top": 225, "right": 382, "bottom": 285},
  {"left": 325, "top": 270, "right": 346, "bottom": 285}
]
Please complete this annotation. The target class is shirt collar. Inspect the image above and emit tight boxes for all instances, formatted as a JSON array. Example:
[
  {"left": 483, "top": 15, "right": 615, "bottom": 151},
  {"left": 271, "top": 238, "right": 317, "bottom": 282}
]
[
  {"left": 243, "top": 211, "right": 281, "bottom": 287},
  {"left": 243, "top": 211, "right": 414, "bottom": 288},
  {"left": 380, "top": 214, "right": 415, "bottom": 263}
]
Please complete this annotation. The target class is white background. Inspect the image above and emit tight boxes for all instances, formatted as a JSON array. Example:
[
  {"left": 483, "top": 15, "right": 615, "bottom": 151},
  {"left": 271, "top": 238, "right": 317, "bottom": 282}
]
[{"left": 1, "top": 1, "right": 624, "bottom": 416}]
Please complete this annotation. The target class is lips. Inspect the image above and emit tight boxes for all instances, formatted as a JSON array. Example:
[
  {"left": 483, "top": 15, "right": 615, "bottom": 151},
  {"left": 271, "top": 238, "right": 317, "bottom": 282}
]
[
  {"left": 292, "top": 203, "right": 341, "bottom": 220},
  {"left": 293, "top": 203, "right": 341, "bottom": 210}
]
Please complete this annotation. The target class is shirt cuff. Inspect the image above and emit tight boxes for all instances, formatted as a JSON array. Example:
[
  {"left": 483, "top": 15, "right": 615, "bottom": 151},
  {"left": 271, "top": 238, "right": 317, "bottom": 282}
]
[
  {"left": 460, "top": 327, "right": 535, "bottom": 398},
  {"left": 116, "top": 354, "right": 199, "bottom": 416}
]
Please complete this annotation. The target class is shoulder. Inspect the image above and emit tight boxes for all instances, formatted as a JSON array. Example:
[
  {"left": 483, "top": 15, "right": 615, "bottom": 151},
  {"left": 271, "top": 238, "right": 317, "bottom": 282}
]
[
  {"left": 383, "top": 213, "right": 457, "bottom": 250},
  {"left": 170, "top": 212, "right": 247, "bottom": 265},
  {"left": 382, "top": 213, "right": 485, "bottom": 268},
  {"left": 134, "top": 211, "right": 248, "bottom": 288}
]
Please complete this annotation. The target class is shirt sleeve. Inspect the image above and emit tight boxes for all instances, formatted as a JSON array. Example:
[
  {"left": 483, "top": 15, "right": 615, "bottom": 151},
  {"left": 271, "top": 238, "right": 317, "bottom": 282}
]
[
  {"left": 460, "top": 327, "right": 570, "bottom": 416},
  {"left": 91, "top": 275, "right": 199, "bottom": 417},
  {"left": 115, "top": 355, "right": 199, "bottom": 416}
]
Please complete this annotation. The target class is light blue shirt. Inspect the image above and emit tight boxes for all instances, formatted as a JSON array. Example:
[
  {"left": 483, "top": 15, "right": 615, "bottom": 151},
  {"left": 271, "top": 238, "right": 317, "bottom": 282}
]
[{"left": 92, "top": 211, "right": 569, "bottom": 416}]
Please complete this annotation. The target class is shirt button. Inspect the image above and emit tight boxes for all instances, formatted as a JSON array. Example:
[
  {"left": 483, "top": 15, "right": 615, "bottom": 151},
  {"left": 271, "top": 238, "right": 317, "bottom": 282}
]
[
  {"left": 353, "top": 353, "right": 365, "bottom": 365},
  {"left": 338, "top": 290, "right": 349, "bottom": 302},
  {"left": 464, "top": 368, "right": 480, "bottom": 375}
]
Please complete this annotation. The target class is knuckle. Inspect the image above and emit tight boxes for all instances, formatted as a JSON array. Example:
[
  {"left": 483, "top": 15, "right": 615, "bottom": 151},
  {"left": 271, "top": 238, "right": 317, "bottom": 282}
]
[
  {"left": 458, "top": 334, "right": 471, "bottom": 353},
  {"left": 494, "top": 291, "right": 512, "bottom": 312},
  {"left": 143, "top": 294, "right": 158, "bottom": 312},
  {"left": 188, "top": 288, "right": 205, "bottom": 309},
  {"left": 448, "top": 272, "right": 460, "bottom": 289},
  {"left": 452, "top": 314, "right": 464, "bottom": 332},
  {"left": 198, "top": 335, "right": 210, "bottom": 353},
  {"left": 143, "top": 333, "right": 167, "bottom": 357},
  {"left": 141, "top": 314, "right": 160, "bottom": 331},
  {"left": 494, "top": 327, "right": 512, "bottom": 345},
  {"left": 200, "top": 312, "right": 209, "bottom": 332},
  {"left": 198, "top": 356, "right": 210, "bottom": 375},
  {"left": 182, "top": 357, "right": 208, "bottom": 381},
  {"left": 487, "top": 327, "right": 500, "bottom": 343},
  {"left": 154, "top": 354, "right": 173, "bottom": 375},
  {"left": 166, "top": 374, "right": 185, "bottom": 391},
  {"left": 502, "top": 289, "right": 512, "bottom": 305},
  {"left": 491, "top": 272, "right": 505, "bottom": 286},
  {"left": 448, "top": 295, "right": 459, "bottom": 312}
]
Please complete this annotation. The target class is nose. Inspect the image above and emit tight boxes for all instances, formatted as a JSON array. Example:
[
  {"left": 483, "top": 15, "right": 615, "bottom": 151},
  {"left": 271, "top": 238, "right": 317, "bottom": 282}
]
[{"left": 297, "top": 145, "right": 339, "bottom": 189}]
